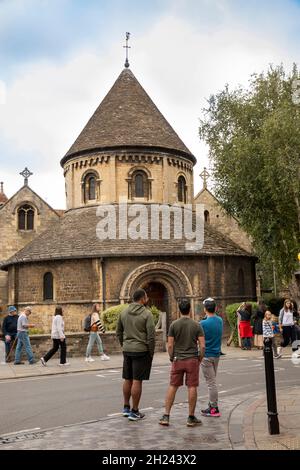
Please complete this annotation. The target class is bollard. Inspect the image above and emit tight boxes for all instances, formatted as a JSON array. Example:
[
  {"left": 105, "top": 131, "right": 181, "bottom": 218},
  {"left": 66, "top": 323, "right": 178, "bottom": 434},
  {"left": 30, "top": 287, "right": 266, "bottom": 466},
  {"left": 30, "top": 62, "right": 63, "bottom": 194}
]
[{"left": 263, "top": 337, "right": 280, "bottom": 435}]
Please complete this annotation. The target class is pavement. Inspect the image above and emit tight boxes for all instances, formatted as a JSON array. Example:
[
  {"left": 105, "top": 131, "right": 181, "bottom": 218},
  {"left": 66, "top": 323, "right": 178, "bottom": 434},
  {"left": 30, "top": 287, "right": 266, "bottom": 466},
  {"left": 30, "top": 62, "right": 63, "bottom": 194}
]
[
  {"left": 0, "top": 343, "right": 272, "bottom": 380},
  {"left": 0, "top": 345, "right": 299, "bottom": 450}
]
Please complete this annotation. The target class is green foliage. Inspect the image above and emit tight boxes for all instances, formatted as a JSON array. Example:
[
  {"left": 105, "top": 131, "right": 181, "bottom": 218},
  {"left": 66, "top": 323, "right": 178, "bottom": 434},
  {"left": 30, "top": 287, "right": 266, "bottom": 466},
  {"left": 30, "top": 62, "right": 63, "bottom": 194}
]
[
  {"left": 225, "top": 302, "right": 258, "bottom": 347},
  {"left": 101, "top": 304, "right": 129, "bottom": 331},
  {"left": 28, "top": 328, "right": 44, "bottom": 335},
  {"left": 101, "top": 304, "right": 161, "bottom": 331},
  {"left": 199, "top": 65, "right": 300, "bottom": 282}
]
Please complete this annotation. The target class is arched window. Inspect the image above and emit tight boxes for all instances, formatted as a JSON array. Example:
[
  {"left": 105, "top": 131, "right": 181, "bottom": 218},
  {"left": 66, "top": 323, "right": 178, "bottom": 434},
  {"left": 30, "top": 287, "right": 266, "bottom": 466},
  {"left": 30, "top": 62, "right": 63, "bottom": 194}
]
[
  {"left": 204, "top": 210, "right": 210, "bottom": 223},
  {"left": 133, "top": 171, "right": 148, "bottom": 198},
  {"left": 237, "top": 268, "right": 245, "bottom": 296},
  {"left": 83, "top": 172, "right": 99, "bottom": 203},
  {"left": 177, "top": 176, "right": 187, "bottom": 203},
  {"left": 43, "top": 272, "right": 54, "bottom": 301},
  {"left": 18, "top": 204, "right": 34, "bottom": 230}
]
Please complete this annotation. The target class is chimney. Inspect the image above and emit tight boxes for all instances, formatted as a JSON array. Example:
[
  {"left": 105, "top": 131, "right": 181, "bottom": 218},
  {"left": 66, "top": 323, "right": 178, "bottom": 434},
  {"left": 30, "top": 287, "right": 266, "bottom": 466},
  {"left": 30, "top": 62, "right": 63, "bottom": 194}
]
[{"left": 0, "top": 182, "right": 3, "bottom": 193}]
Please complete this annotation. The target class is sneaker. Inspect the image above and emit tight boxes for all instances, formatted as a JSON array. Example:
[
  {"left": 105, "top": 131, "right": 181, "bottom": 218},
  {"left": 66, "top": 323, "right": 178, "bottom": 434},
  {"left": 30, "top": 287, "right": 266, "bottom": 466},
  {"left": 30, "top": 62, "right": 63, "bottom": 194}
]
[
  {"left": 186, "top": 416, "right": 202, "bottom": 427},
  {"left": 85, "top": 357, "right": 94, "bottom": 362},
  {"left": 201, "top": 406, "right": 221, "bottom": 417},
  {"left": 220, "top": 351, "right": 226, "bottom": 356},
  {"left": 40, "top": 357, "right": 46, "bottom": 367},
  {"left": 101, "top": 354, "right": 110, "bottom": 361},
  {"left": 59, "top": 362, "right": 70, "bottom": 366},
  {"left": 128, "top": 410, "right": 145, "bottom": 421},
  {"left": 274, "top": 354, "right": 282, "bottom": 359},
  {"left": 123, "top": 406, "right": 131, "bottom": 417},
  {"left": 159, "top": 414, "right": 170, "bottom": 426}
]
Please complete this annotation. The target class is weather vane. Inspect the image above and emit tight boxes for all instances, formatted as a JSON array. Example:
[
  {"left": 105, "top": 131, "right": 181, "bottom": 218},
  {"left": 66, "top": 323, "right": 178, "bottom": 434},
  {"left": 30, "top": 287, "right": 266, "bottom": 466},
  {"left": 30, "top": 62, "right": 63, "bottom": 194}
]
[
  {"left": 200, "top": 167, "right": 210, "bottom": 189},
  {"left": 20, "top": 167, "right": 33, "bottom": 186},
  {"left": 123, "top": 32, "right": 131, "bottom": 68}
]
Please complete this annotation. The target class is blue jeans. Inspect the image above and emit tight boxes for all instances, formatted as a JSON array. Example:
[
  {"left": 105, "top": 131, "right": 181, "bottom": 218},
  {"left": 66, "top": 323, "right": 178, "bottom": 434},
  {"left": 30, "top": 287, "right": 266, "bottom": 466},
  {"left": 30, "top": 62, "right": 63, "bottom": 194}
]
[
  {"left": 86, "top": 332, "right": 103, "bottom": 357},
  {"left": 15, "top": 331, "right": 34, "bottom": 364}
]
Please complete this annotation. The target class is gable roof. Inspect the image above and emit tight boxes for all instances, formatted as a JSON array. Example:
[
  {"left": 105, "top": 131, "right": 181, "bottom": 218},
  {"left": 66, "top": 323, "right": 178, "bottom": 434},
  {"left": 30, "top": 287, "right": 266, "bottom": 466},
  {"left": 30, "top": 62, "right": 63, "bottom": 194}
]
[
  {"left": 61, "top": 68, "right": 195, "bottom": 166},
  {"left": 0, "top": 184, "right": 62, "bottom": 217}
]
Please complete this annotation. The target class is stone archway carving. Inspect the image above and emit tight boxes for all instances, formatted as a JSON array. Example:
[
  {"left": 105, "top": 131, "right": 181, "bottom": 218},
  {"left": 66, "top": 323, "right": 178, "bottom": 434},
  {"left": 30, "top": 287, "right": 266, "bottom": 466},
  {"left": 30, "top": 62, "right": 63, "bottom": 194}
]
[{"left": 120, "top": 262, "right": 193, "bottom": 303}]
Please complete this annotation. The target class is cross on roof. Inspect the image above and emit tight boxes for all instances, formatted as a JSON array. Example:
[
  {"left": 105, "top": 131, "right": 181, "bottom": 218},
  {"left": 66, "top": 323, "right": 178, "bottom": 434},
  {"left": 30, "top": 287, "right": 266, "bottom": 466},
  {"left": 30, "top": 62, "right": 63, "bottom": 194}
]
[
  {"left": 200, "top": 167, "right": 210, "bottom": 189},
  {"left": 123, "top": 32, "right": 131, "bottom": 68},
  {"left": 20, "top": 167, "right": 33, "bottom": 186}
]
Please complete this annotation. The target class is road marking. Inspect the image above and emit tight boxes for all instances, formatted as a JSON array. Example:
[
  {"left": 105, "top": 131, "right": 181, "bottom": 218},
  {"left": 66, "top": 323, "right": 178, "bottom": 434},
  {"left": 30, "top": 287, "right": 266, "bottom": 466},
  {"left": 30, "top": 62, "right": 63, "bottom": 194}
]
[
  {"left": 96, "top": 374, "right": 106, "bottom": 378},
  {"left": 106, "top": 370, "right": 119, "bottom": 373},
  {"left": 2, "top": 427, "right": 41, "bottom": 436},
  {"left": 140, "top": 407, "right": 154, "bottom": 411},
  {"left": 107, "top": 412, "right": 122, "bottom": 417},
  {"left": 219, "top": 390, "right": 228, "bottom": 394}
]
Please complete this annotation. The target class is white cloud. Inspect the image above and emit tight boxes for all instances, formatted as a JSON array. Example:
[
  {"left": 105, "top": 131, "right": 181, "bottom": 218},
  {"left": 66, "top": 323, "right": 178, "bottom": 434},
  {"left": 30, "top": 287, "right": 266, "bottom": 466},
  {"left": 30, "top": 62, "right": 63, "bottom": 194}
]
[{"left": 0, "top": 2, "right": 299, "bottom": 207}]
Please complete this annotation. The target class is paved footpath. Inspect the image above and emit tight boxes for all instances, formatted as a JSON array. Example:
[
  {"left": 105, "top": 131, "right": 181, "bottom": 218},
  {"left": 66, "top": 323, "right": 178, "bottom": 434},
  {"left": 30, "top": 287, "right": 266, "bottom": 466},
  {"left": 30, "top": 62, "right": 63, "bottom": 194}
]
[{"left": 0, "top": 345, "right": 299, "bottom": 450}]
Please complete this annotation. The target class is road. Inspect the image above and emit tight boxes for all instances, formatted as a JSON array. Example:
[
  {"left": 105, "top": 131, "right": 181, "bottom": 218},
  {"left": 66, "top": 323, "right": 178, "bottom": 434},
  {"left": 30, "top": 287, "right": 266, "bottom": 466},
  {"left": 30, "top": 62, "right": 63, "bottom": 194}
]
[{"left": 0, "top": 355, "right": 299, "bottom": 435}]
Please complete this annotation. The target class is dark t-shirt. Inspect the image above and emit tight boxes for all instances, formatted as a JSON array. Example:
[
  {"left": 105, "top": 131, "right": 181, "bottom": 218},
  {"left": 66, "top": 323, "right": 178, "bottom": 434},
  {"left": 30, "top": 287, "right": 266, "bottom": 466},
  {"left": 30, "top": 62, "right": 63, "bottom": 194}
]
[{"left": 168, "top": 316, "right": 204, "bottom": 361}]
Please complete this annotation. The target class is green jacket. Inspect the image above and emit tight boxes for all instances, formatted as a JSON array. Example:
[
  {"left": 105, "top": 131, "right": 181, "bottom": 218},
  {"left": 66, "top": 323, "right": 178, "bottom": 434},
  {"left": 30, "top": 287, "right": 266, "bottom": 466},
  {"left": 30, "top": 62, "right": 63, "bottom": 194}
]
[{"left": 116, "top": 303, "right": 156, "bottom": 357}]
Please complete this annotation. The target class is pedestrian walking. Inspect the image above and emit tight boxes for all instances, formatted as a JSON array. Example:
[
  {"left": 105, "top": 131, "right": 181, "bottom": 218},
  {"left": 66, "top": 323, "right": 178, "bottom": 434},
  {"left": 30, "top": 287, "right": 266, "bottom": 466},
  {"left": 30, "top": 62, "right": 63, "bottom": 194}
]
[
  {"left": 263, "top": 310, "right": 281, "bottom": 358},
  {"left": 14, "top": 307, "right": 36, "bottom": 365},
  {"left": 279, "top": 299, "right": 297, "bottom": 351},
  {"left": 200, "top": 298, "right": 223, "bottom": 418},
  {"left": 2, "top": 306, "right": 18, "bottom": 362},
  {"left": 159, "top": 299, "right": 205, "bottom": 427},
  {"left": 40, "top": 306, "right": 70, "bottom": 366},
  {"left": 85, "top": 303, "right": 110, "bottom": 362},
  {"left": 116, "top": 288, "right": 155, "bottom": 421},
  {"left": 237, "top": 302, "right": 253, "bottom": 350},
  {"left": 253, "top": 301, "right": 266, "bottom": 350}
]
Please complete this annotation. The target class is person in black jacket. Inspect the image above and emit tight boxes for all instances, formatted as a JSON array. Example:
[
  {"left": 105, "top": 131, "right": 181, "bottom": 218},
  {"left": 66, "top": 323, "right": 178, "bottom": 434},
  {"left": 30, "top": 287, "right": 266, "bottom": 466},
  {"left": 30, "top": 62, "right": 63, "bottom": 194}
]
[
  {"left": 2, "top": 306, "right": 18, "bottom": 362},
  {"left": 253, "top": 301, "right": 266, "bottom": 350}
]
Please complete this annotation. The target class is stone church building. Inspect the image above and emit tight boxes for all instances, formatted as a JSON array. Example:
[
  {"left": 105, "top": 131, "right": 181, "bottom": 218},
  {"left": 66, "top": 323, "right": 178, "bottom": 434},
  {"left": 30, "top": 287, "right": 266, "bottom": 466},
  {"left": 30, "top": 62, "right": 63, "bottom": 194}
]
[{"left": 0, "top": 67, "right": 257, "bottom": 331}]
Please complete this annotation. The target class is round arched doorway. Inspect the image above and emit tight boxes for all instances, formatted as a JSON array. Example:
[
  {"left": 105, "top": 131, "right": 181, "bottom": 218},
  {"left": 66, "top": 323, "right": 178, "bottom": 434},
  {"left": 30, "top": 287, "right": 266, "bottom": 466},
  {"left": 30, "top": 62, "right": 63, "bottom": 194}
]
[
  {"left": 119, "top": 262, "right": 194, "bottom": 327},
  {"left": 143, "top": 281, "right": 168, "bottom": 314}
]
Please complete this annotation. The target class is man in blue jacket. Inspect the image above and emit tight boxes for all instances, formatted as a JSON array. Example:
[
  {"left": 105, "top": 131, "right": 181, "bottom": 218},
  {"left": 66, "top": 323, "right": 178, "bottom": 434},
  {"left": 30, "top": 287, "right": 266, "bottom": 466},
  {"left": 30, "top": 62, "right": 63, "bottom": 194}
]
[
  {"left": 200, "top": 298, "right": 223, "bottom": 417},
  {"left": 2, "top": 306, "right": 18, "bottom": 362}
]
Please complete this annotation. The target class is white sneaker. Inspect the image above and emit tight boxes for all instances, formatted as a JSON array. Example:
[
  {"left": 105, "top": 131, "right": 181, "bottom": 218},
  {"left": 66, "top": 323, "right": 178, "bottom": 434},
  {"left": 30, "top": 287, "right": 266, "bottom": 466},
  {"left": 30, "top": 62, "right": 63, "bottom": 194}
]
[
  {"left": 40, "top": 357, "right": 46, "bottom": 367},
  {"left": 101, "top": 354, "right": 110, "bottom": 361},
  {"left": 59, "top": 362, "right": 70, "bottom": 366},
  {"left": 85, "top": 357, "right": 95, "bottom": 362}
]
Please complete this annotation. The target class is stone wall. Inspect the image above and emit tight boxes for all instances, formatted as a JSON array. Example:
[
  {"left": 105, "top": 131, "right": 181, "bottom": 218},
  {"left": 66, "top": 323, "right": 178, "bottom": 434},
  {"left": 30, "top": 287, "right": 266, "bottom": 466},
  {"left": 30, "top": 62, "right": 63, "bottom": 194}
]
[
  {"left": 64, "top": 150, "right": 194, "bottom": 209},
  {"left": 5, "top": 255, "right": 257, "bottom": 332},
  {"left": 0, "top": 185, "right": 60, "bottom": 305},
  {"left": 0, "top": 330, "right": 165, "bottom": 358},
  {"left": 194, "top": 188, "right": 253, "bottom": 253}
]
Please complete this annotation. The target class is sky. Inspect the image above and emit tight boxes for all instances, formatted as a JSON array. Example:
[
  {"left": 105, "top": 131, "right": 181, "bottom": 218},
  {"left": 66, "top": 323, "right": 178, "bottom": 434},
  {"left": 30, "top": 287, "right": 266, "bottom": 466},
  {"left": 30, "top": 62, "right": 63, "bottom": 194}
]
[{"left": 0, "top": 0, "right": 299, "bottom": 208}]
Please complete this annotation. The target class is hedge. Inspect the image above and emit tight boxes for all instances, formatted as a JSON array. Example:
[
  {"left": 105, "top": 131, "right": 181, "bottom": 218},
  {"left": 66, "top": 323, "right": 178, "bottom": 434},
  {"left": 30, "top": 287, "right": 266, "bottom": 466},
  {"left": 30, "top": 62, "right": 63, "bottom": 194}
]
[{"left": 101, "top": 304, "right": 160, "bottom": 331}]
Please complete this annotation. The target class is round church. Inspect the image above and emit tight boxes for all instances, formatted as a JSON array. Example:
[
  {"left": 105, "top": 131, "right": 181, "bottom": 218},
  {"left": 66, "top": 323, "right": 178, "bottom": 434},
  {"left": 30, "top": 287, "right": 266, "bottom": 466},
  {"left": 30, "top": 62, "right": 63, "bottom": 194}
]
[{"left": 1, "top": 67, "right": 257, "bottom": 331}]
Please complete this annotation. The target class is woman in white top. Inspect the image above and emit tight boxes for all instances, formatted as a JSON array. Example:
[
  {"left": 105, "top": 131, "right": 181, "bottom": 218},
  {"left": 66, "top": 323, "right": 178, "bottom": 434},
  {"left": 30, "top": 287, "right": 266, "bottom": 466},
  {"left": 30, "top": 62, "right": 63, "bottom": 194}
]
[
  {"left": 85, "top": 303, "right": 110, "bottom": 362},
  {"left": 40, "top": 306, "right": 70, "bottom": 366},
  {"left": 279, "top": 299, "right": 297, "bottom": 350}
]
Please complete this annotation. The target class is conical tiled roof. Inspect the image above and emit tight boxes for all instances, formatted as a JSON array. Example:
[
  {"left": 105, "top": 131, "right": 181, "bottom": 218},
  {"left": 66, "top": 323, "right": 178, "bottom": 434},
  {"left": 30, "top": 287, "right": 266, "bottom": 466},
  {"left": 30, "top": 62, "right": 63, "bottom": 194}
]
[{"left": 61, "top": 68, "right": 195, "bottom": 166}]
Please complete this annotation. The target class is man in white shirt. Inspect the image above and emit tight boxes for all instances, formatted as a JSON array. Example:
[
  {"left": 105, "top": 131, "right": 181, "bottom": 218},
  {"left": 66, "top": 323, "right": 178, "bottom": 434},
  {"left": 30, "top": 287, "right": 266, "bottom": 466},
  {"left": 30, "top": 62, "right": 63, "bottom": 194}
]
[{"left": 14, "top": 307, "right": 36, "bottom": 365}]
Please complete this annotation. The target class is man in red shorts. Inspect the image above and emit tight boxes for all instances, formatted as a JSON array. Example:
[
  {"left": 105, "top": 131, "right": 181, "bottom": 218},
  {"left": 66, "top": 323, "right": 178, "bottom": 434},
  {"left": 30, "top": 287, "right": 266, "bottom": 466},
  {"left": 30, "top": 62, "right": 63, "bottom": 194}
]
[{"left": 159, "top": 299, "right": 205, "bottom": 427}]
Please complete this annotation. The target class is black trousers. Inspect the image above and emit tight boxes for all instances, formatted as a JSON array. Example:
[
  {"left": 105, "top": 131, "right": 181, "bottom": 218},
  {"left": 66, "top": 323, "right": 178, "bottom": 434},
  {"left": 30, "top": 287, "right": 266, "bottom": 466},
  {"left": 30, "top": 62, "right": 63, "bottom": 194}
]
[
  {"left": 281, "top": 326, "right": 297, "bottom": 349},
  {"left": 44, "top": 339, "right": 67, "bottom": 364}
]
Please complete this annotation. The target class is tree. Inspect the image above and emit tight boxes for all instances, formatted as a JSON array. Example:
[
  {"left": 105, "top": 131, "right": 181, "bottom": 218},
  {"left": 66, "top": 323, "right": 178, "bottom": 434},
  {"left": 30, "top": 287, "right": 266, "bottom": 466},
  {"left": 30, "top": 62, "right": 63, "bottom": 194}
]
[{"left": 199, "top": 65, "right": 300, "bottom": 282}]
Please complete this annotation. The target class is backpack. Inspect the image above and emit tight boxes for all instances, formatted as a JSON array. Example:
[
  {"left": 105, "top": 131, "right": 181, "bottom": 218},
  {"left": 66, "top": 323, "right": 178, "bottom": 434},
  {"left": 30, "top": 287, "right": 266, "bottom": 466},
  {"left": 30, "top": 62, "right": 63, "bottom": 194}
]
[{"left": 83, "top": 314, "right": 92, "bottom": 332}]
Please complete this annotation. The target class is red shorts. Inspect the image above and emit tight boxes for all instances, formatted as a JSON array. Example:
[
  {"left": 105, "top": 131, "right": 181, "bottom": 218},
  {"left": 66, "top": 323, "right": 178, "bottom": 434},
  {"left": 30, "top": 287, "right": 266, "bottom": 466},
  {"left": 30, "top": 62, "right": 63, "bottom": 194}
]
[{"left": 170, "top": 357, "right": 200, "bottom": 387}]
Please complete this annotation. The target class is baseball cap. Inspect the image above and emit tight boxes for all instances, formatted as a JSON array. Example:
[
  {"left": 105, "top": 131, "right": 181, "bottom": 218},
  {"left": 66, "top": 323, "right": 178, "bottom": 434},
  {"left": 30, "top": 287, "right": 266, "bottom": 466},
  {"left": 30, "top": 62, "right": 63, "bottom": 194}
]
[{"left": 8, "top": 306, "right": 17, "bottom": 313}]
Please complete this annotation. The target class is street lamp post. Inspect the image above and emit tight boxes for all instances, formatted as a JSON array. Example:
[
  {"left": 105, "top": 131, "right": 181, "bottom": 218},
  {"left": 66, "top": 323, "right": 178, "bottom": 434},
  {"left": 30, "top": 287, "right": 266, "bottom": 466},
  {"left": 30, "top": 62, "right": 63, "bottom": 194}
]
[{"left": 263, "top": 337, "right": 280, "bottom": 435}]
